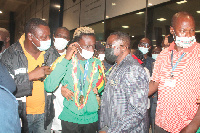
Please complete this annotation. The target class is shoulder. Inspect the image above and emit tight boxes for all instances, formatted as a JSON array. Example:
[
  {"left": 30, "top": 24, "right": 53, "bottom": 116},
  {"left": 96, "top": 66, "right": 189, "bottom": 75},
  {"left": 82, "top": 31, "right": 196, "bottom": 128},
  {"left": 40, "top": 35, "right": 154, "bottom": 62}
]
[
  {"left": 122, "top": 55, "right": 146, "bottom": 75},
  {"left": 1, "top": 41, "right": 21, "bottom": 62}
]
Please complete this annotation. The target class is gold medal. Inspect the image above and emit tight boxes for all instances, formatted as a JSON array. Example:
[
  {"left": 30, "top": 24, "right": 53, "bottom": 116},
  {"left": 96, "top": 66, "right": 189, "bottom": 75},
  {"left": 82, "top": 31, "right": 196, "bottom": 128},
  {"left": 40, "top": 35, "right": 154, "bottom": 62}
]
[{"left": 79, "top": 95, "right": 84, "bottom": 104}]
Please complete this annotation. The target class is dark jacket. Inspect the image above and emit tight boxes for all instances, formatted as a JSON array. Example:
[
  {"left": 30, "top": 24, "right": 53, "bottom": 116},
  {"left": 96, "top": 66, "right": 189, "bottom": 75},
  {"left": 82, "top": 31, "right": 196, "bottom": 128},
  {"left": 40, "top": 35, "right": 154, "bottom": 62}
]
[{"left": 1, "top": 40, "right": 60, "bottom": 132}]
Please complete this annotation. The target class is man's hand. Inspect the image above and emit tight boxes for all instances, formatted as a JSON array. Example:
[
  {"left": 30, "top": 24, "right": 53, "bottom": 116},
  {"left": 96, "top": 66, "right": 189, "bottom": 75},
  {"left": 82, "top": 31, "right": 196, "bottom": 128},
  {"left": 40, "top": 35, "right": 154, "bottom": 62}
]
[
  {"left": 197, "top": 96, "right": 200, "bottom": 104},
  {"left": 61, "top": 84, "right": 74, "bottom": 101},
  {"left": 99, "top": 131, "right": 106, "bottom": 133},
  {"left": 65, "top": 42, "right": 78, "bottom": 60},
  {"left": 148, "top": 80, "right": 159, "bottom": 96},
  {"left": 93, "top": 86, "right": 98, "bottom": 95},
  {"left": 28, "top": 66, "right": 52, "bottom": 81},
  {"left": 180, "top": 125, "right": 197, "bottom": 133}
]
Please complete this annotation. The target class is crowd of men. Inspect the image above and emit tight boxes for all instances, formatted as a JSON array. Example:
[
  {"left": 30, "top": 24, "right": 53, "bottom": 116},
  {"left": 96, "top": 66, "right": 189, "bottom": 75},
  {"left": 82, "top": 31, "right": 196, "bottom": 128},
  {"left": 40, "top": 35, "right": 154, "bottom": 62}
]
[{"left": 0, "top": 11, "right": 200, "bottom": 133}]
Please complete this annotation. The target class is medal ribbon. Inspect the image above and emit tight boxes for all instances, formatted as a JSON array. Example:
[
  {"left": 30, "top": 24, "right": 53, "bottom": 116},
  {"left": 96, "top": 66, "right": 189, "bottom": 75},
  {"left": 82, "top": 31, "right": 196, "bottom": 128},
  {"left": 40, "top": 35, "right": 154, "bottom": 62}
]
[
  {"left": 170, "top": 50, "right": 186, "bottom": 77},
  {"left": 78, "top": 60, "right": 89, "bottom": 95}
]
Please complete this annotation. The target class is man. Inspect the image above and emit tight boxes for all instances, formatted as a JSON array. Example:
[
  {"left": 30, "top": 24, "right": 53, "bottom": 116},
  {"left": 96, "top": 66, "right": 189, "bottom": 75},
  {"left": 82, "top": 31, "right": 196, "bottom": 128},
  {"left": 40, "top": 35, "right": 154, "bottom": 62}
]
[
  {"left": 149, "top": 12, "right": 200, "bottom": 133},
  {"left": 95, "top": 41, "right": 113, "bottom": 73},
  {"left": 99, "top": 31, "right": 149, "bottom": 133},
  {"left": 1, "top": 18, "right": 59, "bottom": 133},
  {"left": 51, "top": 27, "right": 70, "bottom": 133},
  {"left": 44, "top": 27, "right": 104, "bottom": 133},
  {"left": 53, "top": 27, "right": 70, "bottom": 55},
  {"left": 138, "top": 38, "right": 154, "bottom": 76},
  {"left": 0, "top": 62, "right": 20, "bottom": 133},
  {"left": 0, "top": 28, "right": 10, "bottom": 57}
]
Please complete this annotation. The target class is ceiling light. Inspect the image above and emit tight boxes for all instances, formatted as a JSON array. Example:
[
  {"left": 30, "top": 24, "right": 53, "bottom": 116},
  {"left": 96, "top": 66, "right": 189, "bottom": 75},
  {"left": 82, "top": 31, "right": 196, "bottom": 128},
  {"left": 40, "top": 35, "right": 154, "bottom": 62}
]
[
  {"left": 55, "top": 5, "right": 60, "bottom": 8},
  {"left": 0, "top": 11, "right": 2, "bottom": 13},
  {"left": 132, "top": 36, "right": 134, "bottom": 37},
  {"left": 197, "top": 11, "right": 200, "bottom": 13},
  {"left": 42, "top": 19, "right": 46, "bottom": 20},
  {"left": 136, "top": 12, "right": 144, "bottom": 14},
  {"left": 176, "top": 0, "right": 187, "bottom": 4},
  {"left": 112, "top": 3, "right": 116, "bottom": 6},
  {"left": 152, "top": 40, "right": 156, "bottom": 42},
  {"left": 102, "top": 22, "right": 104, "bottom": 23},
  {"left": 148, "top": 3, "right": 153, "bottom": 6},
  {"left": 162, "top": 35, "right": 165, "bottom": 36},
  {"left": 195, "top": 30, "right": 200, "bottom": 33},
  {"left": 122, "top": 26, "right": 129, "bottom": 28},
  {"left": 157, "top": 18, "right": 166, "bottom": 21}
]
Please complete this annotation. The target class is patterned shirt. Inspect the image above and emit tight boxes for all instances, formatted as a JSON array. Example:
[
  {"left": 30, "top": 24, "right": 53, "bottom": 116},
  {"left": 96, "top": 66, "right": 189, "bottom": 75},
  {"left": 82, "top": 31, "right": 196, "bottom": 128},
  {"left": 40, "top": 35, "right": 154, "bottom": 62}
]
[
  {"left": 152, "top": 42, "right": 200, "bottom": 133},
  {"left": 100, "top": 54, "right": 149, "bottom": 133}
]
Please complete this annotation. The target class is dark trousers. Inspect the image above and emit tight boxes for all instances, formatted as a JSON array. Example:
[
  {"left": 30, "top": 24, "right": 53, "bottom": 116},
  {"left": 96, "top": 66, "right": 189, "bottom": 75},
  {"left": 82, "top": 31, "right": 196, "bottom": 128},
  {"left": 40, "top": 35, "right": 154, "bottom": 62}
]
[
  {"left": 155, "top": 125, "right": 170, "bottom": 133},
  {"left": 61, "top": 120, "right": 98, "bottom": 133}
]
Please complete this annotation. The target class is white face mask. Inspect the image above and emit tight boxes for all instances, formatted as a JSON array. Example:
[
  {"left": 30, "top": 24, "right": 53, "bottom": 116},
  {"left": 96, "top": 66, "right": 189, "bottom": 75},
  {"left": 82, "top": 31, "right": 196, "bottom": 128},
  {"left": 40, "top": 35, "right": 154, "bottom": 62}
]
[
  {"left": 138, "top": 47, "right": 149, "bottom": 54},
  {"left": 54, "top": 38, "right": 69, "bottom": 50},
  {"left": 152, "top": 54, "right": 159, "bottom": 60},
  {"left": 98, "top": 54, "right": 105, "bottom": 61},
  {"left": 77, "top": 44, "right": 94, "bottom": 59},
  {"left": 32, "top": 34, "right": 51, "bottom": 51},
  {"left": 175, "top": 36, "right": 196, "bottom": 48}
]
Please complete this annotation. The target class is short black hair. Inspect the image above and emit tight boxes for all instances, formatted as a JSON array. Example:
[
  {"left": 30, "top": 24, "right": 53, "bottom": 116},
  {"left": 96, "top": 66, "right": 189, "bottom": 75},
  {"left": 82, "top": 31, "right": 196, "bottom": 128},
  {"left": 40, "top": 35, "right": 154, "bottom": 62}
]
[
  {"left": 110, "top": 31, "right": 130, "bottom": 48},
  {"left": 54, "top": 27, "right": 69, "bottom": 35},
  {"left": 24, "top": 18, "right": 48, "bottom": 37}
]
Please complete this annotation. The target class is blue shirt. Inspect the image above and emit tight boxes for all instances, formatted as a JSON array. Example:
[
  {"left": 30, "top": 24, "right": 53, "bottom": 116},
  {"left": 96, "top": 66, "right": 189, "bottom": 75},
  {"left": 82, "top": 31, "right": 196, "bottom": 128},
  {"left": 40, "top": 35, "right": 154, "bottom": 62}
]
[{"left": 0, "top": 85, "right": 21, "bottom": 133}]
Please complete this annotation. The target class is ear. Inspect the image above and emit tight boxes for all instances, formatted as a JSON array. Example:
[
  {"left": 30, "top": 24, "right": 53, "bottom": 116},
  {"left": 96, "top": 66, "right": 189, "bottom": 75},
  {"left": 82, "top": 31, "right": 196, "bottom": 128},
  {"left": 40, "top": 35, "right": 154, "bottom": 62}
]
[
  {"left": 5, "top": 36, "right": 10, "bottom": 43},
  {"left": 170, "top": 26, "right": 175, "bottom": 35},
  {"left": 27, "top": 33, "right": 33, "bottom": 41}
]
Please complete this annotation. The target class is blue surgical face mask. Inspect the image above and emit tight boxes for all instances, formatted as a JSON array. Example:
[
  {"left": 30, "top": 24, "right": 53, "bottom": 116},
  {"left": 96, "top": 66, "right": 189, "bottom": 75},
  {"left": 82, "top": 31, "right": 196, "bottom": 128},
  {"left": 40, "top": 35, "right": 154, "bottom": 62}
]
[
  {"left": 32, "top": 34, "right": 51, "bottom": 51},
  {"left": 152, "top": 54, "right": 159, "bottom": 60},
  {"left": 138, "top": 47, "right": 149, "bottom": 54}
]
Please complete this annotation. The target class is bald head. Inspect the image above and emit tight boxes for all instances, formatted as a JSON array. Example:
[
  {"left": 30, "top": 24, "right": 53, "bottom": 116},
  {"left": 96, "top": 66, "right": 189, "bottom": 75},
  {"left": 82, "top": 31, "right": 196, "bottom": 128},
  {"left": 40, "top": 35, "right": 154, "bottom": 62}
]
[
  {"left": 171, "top": 12, "right": 195, "bottom": 28},
  {"left": 0, "top": 28, "right": 10, "bottom": 52},
  {"left": 140, "top": 38, "right": 151, "bottom": 45}
]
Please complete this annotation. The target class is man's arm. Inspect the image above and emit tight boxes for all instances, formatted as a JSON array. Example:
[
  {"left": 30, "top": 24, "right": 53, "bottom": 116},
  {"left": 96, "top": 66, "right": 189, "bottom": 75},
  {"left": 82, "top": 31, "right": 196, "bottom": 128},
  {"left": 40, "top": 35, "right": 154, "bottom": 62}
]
[
  {"left": 108, "top": 66, "right": 149, "bottom": 132},
  {"left": 148, "top": 80, "right": 159, "bottom": 96},
  {"left": 180, "top": 106, "right": 200, "bottom": 133},
  {"left": 44, "top": 57, "right": 69, "bottom": 92}
]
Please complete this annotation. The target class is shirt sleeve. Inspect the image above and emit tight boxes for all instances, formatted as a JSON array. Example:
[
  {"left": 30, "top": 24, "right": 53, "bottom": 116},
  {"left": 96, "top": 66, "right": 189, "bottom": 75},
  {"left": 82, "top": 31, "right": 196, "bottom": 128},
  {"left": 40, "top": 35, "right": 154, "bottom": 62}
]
[
  {"left": 108, "top": 65, "right": 149, "bottom": 132},
  {"left": 44, "top": 57, "right": 69, "bottom": 92}
]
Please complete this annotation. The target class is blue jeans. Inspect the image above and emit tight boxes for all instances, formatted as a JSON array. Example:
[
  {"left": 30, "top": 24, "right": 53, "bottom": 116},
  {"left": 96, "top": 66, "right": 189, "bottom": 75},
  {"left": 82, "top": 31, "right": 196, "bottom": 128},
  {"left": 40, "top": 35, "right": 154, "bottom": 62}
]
[{"left": 27, "top": 113, "right": 51, "bottom": 133}]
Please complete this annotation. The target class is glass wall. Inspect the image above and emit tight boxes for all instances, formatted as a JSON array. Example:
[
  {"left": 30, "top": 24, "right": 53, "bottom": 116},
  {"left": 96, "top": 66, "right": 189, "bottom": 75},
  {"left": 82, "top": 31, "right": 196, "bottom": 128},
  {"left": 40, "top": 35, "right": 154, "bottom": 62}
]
[{"left": 86, "top": 0, "right": 200, "bottom": 49}]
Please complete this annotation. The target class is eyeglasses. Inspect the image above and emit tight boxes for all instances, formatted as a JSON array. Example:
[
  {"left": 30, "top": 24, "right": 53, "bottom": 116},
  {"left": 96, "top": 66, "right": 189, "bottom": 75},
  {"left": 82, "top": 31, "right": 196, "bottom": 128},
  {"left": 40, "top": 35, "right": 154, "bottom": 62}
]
[
  {"left": 139, "top": 42, "right": 150, "bottom": 48},
  {"left": 105, "top": 44, "right": 126, "bottom": 48}
]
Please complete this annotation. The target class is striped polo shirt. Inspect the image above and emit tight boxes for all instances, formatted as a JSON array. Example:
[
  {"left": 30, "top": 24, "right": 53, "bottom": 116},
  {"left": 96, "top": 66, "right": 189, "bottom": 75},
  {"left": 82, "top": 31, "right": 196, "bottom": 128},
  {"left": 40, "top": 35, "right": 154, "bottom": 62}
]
[{"left": 152, "top": 42, "right": 200, "bottom": 133}]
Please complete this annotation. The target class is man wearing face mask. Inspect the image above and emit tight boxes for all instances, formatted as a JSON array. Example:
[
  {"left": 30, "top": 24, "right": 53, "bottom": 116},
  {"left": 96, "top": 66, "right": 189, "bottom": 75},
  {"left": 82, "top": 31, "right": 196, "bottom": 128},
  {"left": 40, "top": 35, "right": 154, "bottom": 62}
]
[
  {"left": 44, "top": 27, "right": 105, "bottom": 133},
  {"left": 51, "top": 27, "right": 70, "bottom": 133},
  {"left": 149, "top": 12, "right": 200, "bottom": 133},
  {"left": 1, "top": 18, "right": 59, "bottom": 133},
  {"left": 95, "top": 41, "right": 113, "bottom": 73},
  {"left": 138, "top": 38, "right": 154, "bottom": 76},
  {"left": 99, "top": 31, "right": 149, "bottom": 133}
]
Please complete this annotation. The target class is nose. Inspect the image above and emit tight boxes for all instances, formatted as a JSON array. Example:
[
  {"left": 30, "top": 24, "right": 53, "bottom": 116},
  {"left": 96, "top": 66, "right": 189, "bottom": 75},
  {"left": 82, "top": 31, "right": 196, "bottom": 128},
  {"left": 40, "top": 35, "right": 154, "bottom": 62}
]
[{"left": 185, "top": 31, "right": 192, "bottom": 37}]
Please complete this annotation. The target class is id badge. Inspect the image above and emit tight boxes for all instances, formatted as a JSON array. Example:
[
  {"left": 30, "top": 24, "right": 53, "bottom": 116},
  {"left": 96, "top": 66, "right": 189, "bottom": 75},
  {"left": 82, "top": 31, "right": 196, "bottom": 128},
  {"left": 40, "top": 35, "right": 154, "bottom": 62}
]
[{"left": 164, "top": 79, "right": 176, "bottom": 87}]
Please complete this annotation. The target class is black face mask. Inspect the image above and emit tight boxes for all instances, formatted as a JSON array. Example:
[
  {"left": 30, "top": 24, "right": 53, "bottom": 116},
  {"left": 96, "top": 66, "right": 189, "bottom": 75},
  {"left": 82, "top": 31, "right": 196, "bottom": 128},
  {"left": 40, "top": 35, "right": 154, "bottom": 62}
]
[{"left": 105, "top": 48, "right": 118, "bottom": 63}]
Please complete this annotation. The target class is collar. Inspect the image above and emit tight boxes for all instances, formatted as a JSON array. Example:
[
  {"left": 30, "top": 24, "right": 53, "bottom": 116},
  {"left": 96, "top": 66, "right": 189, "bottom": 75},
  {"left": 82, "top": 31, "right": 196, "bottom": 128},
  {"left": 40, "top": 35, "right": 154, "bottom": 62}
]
[{"left": 169, "top": 41, "right": 197, "bottom": 53}]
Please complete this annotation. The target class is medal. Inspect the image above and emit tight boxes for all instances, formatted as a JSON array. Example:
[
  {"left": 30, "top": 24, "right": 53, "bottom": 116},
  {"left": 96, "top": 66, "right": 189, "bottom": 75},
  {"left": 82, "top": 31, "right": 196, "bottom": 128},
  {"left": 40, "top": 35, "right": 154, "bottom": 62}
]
[{"left": 79, "top": 95, "right": 84, "bottom": 104}]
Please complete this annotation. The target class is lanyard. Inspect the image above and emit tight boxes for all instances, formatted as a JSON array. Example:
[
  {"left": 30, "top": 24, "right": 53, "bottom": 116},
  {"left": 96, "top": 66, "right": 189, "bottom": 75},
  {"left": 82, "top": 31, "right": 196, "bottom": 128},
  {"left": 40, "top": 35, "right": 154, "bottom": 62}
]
[
  {"left": 170, "top": 50, "right": 186, "bottom": 77},
  {"left": 78, "top": 60, "right": 89, "bottom": 95}
]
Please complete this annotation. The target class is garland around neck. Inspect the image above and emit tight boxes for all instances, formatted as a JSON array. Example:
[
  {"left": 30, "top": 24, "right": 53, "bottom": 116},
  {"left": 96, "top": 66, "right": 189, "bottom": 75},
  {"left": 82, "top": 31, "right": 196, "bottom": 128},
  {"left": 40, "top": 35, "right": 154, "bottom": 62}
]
[{"left": 72, "top": 54, "right": 96, "bottom": 110}]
